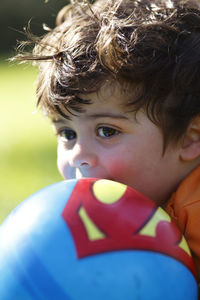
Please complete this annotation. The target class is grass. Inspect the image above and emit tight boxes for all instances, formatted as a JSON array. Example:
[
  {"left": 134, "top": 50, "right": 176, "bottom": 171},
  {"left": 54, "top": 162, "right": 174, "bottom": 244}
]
[{"left": 0, "top": 57, "right": 62, "bottom": 224}]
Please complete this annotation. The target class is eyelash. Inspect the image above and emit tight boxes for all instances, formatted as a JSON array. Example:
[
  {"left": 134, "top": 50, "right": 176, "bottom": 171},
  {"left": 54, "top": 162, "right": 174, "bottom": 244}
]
[
  {"left": 57, "top": 129, "right": 76, "bottom": 141},
  {"left": 57, "top": 126, "right": 120, "bottom": 141},
  {"left": 97, "top": 126, "right": 120, "bottom": 138}
]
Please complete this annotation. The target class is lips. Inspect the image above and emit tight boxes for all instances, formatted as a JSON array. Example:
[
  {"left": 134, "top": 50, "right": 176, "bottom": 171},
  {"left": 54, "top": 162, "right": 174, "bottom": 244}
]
[{"left": 75, "top": 170, "right": 115, "bottom": 182}]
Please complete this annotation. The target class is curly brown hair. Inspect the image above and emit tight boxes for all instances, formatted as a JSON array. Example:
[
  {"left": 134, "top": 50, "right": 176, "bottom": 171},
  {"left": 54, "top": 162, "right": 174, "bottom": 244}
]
[{"left": 16, "top": 0, "right": 200, "bottom": 148}]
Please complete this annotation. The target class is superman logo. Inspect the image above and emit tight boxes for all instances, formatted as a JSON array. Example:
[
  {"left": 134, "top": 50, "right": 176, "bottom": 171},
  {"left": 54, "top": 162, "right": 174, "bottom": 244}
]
[{"left": 62, "top": 178, "right": 196, "bottom": 278}]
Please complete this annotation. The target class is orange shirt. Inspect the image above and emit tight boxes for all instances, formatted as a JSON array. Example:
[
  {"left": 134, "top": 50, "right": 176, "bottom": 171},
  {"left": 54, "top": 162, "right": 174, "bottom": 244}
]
[{"left": 166, "top": 165, "right": 200, "bottom": 290}]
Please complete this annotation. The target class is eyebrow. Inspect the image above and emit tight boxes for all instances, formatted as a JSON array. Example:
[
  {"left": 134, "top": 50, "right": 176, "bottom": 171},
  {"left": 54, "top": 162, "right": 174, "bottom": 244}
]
[
  {"left": 85, "top": 113, "right": 129, "bottom": 120},
  {"left": 52, "top": 118, "right": 70, "bottom": 124},
  {"left": 52, "top": 113, "right": 129, "bottom": 123}
]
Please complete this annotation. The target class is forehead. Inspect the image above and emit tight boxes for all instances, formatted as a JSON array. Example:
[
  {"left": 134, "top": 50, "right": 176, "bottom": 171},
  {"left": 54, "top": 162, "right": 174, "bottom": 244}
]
[
  {"left": 85, "top": 80, "right": 136, "bottom": 105},
  {"left": 50, "top": 80, "right": 138, "bottom": 121}
]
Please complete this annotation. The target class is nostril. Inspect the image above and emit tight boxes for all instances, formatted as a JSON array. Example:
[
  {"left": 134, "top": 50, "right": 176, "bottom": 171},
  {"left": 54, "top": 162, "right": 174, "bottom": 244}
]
[{"left": 80, "top": 162, "right": 89, "bottom": 166}]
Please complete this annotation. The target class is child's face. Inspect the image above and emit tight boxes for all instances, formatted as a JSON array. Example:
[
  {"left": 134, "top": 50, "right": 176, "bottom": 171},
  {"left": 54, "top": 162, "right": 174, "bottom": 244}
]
[{"left": 52, "top": 83, "right": 183, "bottom": 206}]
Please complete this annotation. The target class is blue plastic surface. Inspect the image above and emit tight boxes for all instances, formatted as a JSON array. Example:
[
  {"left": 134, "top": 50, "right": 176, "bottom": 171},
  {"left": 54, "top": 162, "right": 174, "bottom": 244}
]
[{"left": 0, "top": 179, "right": 198, "bottom": 300}]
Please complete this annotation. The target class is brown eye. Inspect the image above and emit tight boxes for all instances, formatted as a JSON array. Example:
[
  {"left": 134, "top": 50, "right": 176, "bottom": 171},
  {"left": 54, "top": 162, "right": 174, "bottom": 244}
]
[
  {"left": 97, "top": 127, "right": 119, "bottom": 138},
  {"left": 59, "top": 129, "right": 76, "bottom": 141}
]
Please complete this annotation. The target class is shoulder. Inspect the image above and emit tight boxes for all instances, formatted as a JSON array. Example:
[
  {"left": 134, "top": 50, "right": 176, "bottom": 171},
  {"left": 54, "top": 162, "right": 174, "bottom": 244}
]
[{"left": 166, "top": 165, "right": 200, "bottom": 231}]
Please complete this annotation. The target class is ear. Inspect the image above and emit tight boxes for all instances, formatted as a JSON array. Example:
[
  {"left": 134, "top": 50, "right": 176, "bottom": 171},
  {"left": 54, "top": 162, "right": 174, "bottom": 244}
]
[{"left": 180, "top": 116, "right": 200, "bottom": 161}]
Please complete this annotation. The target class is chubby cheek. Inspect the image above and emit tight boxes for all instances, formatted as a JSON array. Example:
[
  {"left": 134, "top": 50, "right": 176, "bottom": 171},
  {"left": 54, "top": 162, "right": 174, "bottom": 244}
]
[
  {"left": 57, "top": 157, "right": 76, "bottom": 179},
  {"left": 105, "top": 154, "right": 147, "bottom": 193},
  {"left": 57, "top": 154, "right": 66, "bottom": 178},
  {"left": 57, "top": 146, "right": 75, "bottom": 180},
  {"left": 105, "top": 157, "right": 135, "bottom": 184}
]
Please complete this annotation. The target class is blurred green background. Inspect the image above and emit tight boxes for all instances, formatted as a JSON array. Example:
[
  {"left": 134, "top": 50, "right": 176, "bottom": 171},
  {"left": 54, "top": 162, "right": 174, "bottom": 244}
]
[{"left": 0, "top": 0, "right": 69, "bottom": 223}]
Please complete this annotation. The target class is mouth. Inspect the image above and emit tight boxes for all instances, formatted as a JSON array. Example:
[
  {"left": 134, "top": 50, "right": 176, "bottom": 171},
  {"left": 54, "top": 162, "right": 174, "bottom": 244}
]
[{"left": 75, "top": 170, "right": 116, "bottom": 182}]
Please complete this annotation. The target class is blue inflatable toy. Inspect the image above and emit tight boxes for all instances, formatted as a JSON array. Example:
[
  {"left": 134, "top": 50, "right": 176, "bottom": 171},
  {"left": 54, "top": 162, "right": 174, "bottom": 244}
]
[{"left": 0, "top": 178, "right": 198, "bottom": 300}]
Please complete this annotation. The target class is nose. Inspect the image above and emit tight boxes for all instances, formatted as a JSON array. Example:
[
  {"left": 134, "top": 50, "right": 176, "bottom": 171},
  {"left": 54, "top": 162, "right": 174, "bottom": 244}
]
[{"left": 69, "top": 142, "right": 98, "bottom": 168}]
